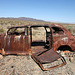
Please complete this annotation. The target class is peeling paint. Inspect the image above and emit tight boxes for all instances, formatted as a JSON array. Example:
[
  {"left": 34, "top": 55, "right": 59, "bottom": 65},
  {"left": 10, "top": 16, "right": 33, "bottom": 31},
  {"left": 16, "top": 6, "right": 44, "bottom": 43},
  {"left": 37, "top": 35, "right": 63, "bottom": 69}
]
[
  {"left": 23, "top": 36, "right": 25, "bottom": 40},
  {"left": 14, "top": 35, "right": 21, "bottom": 42},
  {"left": 7, "top": 36, "right": 11, "bottom": 46},
  {"left": 62, "top": 37, "right": 68, "bottom": 43}
]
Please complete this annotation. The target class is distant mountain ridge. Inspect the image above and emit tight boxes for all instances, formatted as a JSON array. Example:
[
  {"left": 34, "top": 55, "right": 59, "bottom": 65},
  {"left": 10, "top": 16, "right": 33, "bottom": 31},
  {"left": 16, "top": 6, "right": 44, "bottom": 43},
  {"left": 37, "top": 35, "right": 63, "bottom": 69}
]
[{"left": 0, "top": 17, "right": 45, "bottom": 22}]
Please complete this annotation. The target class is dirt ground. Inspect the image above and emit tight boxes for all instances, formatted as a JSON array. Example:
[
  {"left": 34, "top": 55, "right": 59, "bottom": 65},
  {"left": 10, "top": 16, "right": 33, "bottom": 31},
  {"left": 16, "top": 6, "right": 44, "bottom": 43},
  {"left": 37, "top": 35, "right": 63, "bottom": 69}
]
[{"left": 0, "top": 51, "right": 75, "bottom": 75}]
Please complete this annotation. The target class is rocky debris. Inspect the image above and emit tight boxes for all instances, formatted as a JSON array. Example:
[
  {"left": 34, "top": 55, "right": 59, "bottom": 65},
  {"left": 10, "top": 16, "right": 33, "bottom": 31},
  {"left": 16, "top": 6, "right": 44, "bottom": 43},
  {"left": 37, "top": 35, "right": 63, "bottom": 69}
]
[
  {"left": 57, "top": 50, "right": 75, "bottom": 62},
  {"left": 0, "top": 51, "right": 75, "bottom": 75},
  {"left": 69, "top": 57, "right": 74, "bottom": 62},
  {"left": 0, "top": 54, "right": 3, "bottom": 59}
]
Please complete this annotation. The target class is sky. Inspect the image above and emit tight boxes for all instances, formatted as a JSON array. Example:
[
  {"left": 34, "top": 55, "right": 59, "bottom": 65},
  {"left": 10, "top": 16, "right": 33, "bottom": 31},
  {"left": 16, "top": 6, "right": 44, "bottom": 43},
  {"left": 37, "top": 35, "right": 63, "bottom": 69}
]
[{"left": 0, "top": 0, "right": 75, "bottom": 23}]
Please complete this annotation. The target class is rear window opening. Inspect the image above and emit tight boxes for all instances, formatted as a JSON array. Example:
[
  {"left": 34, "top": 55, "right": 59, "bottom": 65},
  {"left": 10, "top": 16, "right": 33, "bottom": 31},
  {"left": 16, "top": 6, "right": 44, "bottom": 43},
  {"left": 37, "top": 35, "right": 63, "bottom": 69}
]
[{"left": 52, "top": 27, "right": 64, "bottom": 34}]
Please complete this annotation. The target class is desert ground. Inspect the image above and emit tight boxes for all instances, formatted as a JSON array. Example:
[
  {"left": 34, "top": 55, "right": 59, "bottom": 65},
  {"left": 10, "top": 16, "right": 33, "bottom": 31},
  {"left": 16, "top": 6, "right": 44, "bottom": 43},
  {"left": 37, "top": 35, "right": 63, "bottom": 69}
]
[{"left": 0, "top": 51, "right": 75, "bottom": 75}]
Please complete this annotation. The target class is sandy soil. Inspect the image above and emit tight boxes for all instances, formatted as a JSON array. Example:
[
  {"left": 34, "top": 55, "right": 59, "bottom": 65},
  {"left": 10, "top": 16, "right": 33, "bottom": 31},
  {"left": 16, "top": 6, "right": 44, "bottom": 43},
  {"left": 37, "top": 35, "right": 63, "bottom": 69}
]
[{"left": 0, "top": 51, "right": 75, "bottom": 75}]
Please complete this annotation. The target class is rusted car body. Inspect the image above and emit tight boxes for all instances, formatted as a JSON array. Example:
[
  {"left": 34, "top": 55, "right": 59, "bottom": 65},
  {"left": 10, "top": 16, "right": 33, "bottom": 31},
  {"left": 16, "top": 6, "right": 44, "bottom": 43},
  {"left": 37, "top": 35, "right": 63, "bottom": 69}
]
[
  {"left": 0, "top": 24, "right": 75, "bottom": 55},
  {"left": 0, "top": 24, "right": 75, "bottom": 70}
]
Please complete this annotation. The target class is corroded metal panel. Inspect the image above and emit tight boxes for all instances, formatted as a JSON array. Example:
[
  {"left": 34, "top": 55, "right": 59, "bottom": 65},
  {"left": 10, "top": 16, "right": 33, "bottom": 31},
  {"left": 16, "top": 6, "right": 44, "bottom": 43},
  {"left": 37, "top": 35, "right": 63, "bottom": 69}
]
[
  {"left": 0, "top": 35, "right": 30, "bottom": 55},
  {"left": 0, "top": 36, "right": 4, "bottom": 50}
]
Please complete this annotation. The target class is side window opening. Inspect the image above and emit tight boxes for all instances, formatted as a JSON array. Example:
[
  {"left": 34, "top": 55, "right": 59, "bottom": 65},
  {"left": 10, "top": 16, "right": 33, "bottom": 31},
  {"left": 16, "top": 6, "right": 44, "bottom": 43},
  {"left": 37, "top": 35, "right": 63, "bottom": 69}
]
[
  {"left": 52, "top": 27, "right": 64, "bottom": 34},
  {"left": 15, "top": 28, "right": 25, "bottom": 33},
  {"left": 8, "top": 28, "right": 16, "bottom": 33},
  {"left": 31, "top": 27, "right": 46, "bottom": 42},
  {"left": 8, "top": 27, "right": 28, "bottom": 35}
]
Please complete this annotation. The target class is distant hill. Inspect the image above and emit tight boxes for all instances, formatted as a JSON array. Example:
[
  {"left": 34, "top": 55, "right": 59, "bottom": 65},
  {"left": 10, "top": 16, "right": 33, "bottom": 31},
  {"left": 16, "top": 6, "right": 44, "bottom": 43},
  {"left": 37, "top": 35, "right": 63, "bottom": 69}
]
[
  {"left": 0, "top": 17, "right": 45, "bottom": 22},
  {"left": 0, "top": 17, "right": 75, "bottom": 35}
]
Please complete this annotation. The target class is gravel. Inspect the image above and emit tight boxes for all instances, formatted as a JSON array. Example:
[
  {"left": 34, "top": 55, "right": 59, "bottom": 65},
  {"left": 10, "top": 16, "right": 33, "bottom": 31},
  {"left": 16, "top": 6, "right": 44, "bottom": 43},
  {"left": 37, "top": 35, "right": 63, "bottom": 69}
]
[{"left": 0, "top": 51, "right": 75, "bottom": 75}]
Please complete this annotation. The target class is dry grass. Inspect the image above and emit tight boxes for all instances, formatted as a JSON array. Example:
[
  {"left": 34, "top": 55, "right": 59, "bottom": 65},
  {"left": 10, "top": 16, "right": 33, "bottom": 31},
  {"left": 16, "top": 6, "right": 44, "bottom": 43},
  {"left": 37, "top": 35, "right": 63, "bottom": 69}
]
[{"left": 0, "top": 19, "right": 75, "bottom": 35}]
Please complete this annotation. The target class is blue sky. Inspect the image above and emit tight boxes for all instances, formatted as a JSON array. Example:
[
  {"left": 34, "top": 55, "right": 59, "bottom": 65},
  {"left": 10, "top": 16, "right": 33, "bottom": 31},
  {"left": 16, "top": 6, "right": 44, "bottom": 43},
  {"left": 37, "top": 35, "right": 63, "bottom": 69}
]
[{"left": 0, "top": 0, "right": 75, "bottom": 23}]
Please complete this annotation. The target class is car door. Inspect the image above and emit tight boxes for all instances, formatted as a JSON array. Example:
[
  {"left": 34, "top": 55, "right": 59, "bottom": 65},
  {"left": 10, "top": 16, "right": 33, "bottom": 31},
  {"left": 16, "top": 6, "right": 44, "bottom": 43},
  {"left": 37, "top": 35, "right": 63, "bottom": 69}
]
[{"left": 4, "top": 27, "right": 30, "bottom": 55}]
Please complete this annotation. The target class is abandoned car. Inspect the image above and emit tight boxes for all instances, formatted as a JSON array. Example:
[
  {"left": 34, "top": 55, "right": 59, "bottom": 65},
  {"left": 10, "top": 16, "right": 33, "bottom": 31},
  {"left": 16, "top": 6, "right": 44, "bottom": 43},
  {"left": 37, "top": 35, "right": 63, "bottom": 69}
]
[{"left": 0, "top": 24, "right": 75, "bottom": 70}]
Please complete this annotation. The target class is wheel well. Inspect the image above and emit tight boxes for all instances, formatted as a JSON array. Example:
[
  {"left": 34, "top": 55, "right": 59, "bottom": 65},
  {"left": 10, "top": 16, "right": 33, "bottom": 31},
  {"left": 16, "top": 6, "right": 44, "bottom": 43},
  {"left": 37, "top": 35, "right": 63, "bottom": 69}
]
[{"left": 57, "top": 45, "right": 72, "bottom": 51}]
